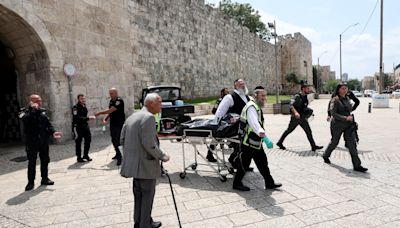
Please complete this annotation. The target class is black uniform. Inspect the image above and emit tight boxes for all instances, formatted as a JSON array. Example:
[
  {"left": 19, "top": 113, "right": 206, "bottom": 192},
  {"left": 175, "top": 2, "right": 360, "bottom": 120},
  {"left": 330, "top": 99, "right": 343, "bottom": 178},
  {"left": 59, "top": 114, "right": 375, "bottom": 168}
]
[
  {"left": 277, "top": 93, "right": 318, "bottom": 149},
  {"left": 109, "top": 97, "right": 125, "bottom": 160},
  {"left": 72, "top": 103, "right": 91, "bottom": 159},
  {"left": 327, "top": 91, "right": 360, "bottom": 117},
  {"left": 20, "top": 107, "right": 55, "bottom": 183},
  {"left": 323, "top": 95, "right": 362, "bottom": 169}
]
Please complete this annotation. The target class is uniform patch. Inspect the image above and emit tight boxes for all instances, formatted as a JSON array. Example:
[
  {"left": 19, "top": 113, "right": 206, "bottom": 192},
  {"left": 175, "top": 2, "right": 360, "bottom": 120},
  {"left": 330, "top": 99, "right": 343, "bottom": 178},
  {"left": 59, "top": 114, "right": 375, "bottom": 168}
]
[
  {"left": 115, "top": 101, "right": 120, "bottom": 106},
  {"left": 18, "top": 112, "right": 25, "bottom": 118},
  {"left": 73, "top": 110, "right": 77, "bottom": 115}
]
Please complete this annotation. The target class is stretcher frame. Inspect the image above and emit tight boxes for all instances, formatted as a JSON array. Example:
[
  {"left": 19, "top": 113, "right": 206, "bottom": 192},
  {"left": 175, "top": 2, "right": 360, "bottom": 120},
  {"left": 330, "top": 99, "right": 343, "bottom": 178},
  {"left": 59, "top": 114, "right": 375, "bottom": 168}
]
[{"left": 160, "top": 129, "right": 240, "bottom": 182}]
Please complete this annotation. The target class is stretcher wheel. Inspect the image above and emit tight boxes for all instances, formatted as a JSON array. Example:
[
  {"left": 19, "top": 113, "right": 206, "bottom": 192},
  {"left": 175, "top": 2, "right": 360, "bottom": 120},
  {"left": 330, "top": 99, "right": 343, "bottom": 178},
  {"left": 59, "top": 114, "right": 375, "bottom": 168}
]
[
  {"left": 179, "top": 172, "right": 186, "bottom": 179},
  {"left": 220, "top": 175, "right": 227, "bottom": 182},
  {"left": 191, "top": 164, "right": 197, "bottom": 170}
]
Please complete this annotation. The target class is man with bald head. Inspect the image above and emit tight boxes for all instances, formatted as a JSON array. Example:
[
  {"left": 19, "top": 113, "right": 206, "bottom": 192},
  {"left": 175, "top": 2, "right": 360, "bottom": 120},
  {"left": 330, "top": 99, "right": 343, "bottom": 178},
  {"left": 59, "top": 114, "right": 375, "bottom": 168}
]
[
  {"left": 19, "top": 94, "right": 62, "bottom": 191},
  {"left": 95, "top": 88, "right": 125, "bottom": 165}
]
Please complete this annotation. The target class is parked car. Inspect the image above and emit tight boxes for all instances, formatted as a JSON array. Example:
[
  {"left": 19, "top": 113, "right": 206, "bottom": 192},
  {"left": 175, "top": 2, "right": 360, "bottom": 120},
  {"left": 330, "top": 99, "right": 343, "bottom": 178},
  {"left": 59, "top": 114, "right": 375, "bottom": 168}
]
[
  {"left": 364, "top": 89, "right": 375, "bottom": 97},
  {"left": 392, "top": 89, "right": 400, "bottom": 98},
  {"left": 351, "top": 90, "right": 362, "bottom": 97}
]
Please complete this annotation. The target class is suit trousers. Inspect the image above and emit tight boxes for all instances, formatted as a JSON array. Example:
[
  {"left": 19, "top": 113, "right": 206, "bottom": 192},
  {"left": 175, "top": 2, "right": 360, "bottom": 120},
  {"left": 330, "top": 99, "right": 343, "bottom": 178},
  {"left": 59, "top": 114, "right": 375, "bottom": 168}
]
[
  {"left": 323, "top": 122, "right": 362, "bottom": 168},
  {"left": 233, "top": 145, "right": 275, "bottom": 187},
  {"left": 110, "top": 124, "right": 122, "bottom": 159},
  {"left": 278, "top": 117, "right": 317, "bottom": 148},
  {"left": 75, "top": 126, "right": 91, "bottom": 158},
  {"left": 26, "top": 143, "right": 50, "bottom": 182},
  {"left": 133, "top": 178, "right": 156, "bottom": 228}
]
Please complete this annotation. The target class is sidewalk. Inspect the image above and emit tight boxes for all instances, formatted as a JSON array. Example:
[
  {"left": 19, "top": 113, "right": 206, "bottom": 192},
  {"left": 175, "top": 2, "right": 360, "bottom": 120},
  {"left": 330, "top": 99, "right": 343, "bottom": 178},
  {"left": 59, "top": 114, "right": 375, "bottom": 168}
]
[{"left": 0, "top": 98, "right": 399, "bottom": 227}]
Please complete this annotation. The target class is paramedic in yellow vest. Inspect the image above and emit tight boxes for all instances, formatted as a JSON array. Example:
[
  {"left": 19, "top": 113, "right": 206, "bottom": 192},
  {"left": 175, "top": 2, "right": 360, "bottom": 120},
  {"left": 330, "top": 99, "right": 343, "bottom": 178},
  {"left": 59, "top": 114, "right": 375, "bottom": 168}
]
[{"left": 233, "top": 86, "right": 282, "bottom": 191}]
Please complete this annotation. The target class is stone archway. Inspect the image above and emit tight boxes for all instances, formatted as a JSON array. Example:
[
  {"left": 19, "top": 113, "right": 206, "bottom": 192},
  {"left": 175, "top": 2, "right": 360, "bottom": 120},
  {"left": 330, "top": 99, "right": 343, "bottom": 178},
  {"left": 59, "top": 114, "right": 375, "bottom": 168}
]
[{"left": 0, "top": 5, "right": 52, "bottom": 143}]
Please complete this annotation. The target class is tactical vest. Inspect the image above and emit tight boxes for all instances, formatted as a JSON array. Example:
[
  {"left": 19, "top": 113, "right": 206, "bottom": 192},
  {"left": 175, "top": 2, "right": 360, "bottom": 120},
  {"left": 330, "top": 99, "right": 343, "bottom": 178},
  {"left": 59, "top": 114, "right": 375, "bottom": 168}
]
[{"left": 240, "top": 101, "right": 264, "bottom": 150}]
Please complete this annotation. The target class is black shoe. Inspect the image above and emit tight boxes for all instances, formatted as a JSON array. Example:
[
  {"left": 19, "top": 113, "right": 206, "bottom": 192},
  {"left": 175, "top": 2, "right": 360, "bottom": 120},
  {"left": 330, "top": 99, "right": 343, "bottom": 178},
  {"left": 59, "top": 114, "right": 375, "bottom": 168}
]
[
  {"left": 276, "top": 142, "right": 286, "bottom": 150},
  {"left": 41, "top": 178, "right": 54, "bottom": 185},
  {"left": 117, "top": 159, "right": 122, "bottom": 166},
  {"left": 83, "top": 156, "right": 92, "bottom": 162},
  {"left": 312, "top": 145, "right": 324, "bottom": 151},
  {"left": 206, "top": 151, "right": 217, "bottom": 163},
  {"left": 233, "top": 184, "right": 250, "bottom": 191},
  {"left": 245, "top": 167, "right": 254, "bottom": 172},
  {"left": 112, "top": 155, "right": 118, "bottom": 160},
  {"left": 152, "top": 221, "right": 162, "bottom": 228},
  {"left": 25, "top": 182, "right": 34, "bottom": 191},
  {"left": 354, "top": 166, "right": 368, "bottom": 172},
  {"left": 77, "top": 157, "right": 85, "bottom": 163},
  {"left": 266, "top": 183, "right": 282, "bottom": 189},
  {"left": 323, "top": 157, "right": 331, "bottom": 164}
]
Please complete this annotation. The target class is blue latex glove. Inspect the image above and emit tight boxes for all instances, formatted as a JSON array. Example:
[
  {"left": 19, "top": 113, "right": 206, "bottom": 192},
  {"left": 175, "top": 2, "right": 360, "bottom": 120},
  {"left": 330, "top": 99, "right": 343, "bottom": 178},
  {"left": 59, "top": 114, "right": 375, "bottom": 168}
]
[{"left": 262, "top": 137, "right": 274, "bottom": 149}]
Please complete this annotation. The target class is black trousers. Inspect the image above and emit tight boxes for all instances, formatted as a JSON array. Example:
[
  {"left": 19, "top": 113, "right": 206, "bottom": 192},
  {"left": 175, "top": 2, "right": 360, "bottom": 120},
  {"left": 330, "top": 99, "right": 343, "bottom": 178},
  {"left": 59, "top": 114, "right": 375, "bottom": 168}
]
[
  {"left": 75, "top": 126, "right": 91, "bottom": 158},
  {"left": 133, "top": 178, "right": 156, "bottom": 228},
  {"left": 26, "top": 143, "right": 50, "bottom": 182},
  {"left": 278, "top": 117, "right": 317, "bottom": 148},
  {"left": 233, "top": 144, "right": 275, "bottom": 187},
  {"left": 110, "top": 124, "right": 122, "bottom": 159},
  {"left": 323, "top": 122, "right": 362, "bottom": 168}
]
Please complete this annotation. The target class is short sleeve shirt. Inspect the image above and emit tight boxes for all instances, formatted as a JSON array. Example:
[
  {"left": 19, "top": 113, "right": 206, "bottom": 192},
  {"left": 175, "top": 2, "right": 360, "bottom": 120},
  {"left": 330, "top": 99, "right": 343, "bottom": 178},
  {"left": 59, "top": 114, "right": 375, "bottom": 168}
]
[{"left": 109, "top": 97, "right": 125, "bottom": 126}]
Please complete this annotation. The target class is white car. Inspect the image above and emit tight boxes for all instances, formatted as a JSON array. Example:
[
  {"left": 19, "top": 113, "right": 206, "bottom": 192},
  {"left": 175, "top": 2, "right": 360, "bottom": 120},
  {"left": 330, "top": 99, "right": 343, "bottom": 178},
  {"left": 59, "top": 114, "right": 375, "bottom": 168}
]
[
  {"left": 392, "top": 89, "right": 400, "bottom": 98},
  {"left": 351, "top": 90, "right": 362, "bottom": 97},
  {"left": 364, "top": 90, "right": 375, "bottom": 97}
]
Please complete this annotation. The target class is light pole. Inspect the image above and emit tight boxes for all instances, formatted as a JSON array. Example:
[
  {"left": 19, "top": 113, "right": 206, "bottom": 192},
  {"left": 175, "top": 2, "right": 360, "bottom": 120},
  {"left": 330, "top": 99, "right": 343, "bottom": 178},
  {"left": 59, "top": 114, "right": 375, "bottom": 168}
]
[
  {"left": 339, "top": 23, "right": 359, "bottom": 81},
  {"left": 317, "top": 50, "right": 328, "bottom": 94},
  {"left": 268, "top": 21, "right": 279, "bottom": 104}
]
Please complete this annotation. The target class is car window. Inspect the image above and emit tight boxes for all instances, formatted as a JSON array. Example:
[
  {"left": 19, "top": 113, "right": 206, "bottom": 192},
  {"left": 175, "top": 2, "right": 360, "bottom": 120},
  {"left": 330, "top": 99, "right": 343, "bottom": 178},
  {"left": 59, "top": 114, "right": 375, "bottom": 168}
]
[{"left": 148, "top": 88, "right": 180, "bottom": 101}]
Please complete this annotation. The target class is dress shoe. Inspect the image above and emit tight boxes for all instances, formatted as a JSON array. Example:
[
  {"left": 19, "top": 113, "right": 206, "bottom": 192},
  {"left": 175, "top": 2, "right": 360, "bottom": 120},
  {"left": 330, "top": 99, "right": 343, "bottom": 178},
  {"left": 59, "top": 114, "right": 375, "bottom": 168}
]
[
  {"left": 152, "top": 220, "right": 162, "bottom": 228},
  {"left": 354, "top": 166, "right": 368, "bottom": 172},
  {"left": 41, "top": 178, "right": 54, "bottom": 185},
  {"left": 312, "top": 145, "right": 324, "bottom": 151},
  {"left": 112, "top": 155, "right": 118, "bottom": 160},
  {"left": 323, "top": 157, "right": 331, "bottom": 164},
  {"left": 233, "top": 184, "right": 250, "bottom": 191},
  {"left": 276, "top": 142, "right": 286, "bottom": 150},
  {"left": 265, "top": 183, "right": 282, "bottom": 189},
  {"left": 83, "top": 156, "right": 92, "bottom": 161},
  {"left": 25, "top": 182, "right": 34, "bottom": 191},
  {"left": 77, "top": 157, "right": 85, "bottom": 163},
  {"left": 117, "top": 159, "right": 122, "bottom": 166},
  {"left": 206, "top": 151, "right": 217, "bottom": 163}
]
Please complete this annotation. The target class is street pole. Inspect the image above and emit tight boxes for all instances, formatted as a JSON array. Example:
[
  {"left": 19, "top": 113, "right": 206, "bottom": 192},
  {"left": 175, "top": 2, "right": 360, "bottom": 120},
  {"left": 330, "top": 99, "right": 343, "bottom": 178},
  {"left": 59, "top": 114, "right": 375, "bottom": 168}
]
[
  {"left": 339, "top": 34, "right": 342, "bottom": 81},
  {"left": 273, "top": 20, "right": 279, "bottom": 104},
  {"left": 379, "top": 0, "right": 384, "bottom": 93}
]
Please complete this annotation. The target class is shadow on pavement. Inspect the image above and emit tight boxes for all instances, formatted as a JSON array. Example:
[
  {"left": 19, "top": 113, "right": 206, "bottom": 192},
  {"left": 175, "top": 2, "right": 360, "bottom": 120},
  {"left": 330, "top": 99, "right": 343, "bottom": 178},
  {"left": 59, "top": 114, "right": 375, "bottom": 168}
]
[
  {"left": 67, "top": 160, "right": 119, "bottom": 171},
  {"left": 329, "top": 163, "right": 371, "bottom": 179},
  {"left": 6, "top": 186, "right": 54, "bottom": 206},
  {"left": 0, "top": 135, "right": 111, "bottom": 176},
  {"left": 159, "top": 172, "right": 285, "bottom": 219}
]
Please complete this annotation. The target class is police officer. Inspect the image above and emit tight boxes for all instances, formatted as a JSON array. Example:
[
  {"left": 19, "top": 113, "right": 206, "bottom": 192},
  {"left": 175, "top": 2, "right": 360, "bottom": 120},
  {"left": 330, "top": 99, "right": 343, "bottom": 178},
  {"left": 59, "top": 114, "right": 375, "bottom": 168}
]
[
  {"left": 95, "top": 88, "right": 125, "bottom": 166},
  {"left": 233, "top": 86, "right": 281, "bottom": 191},
  {"left": 276, "top": 81, "right": 323, "bottom": 151},
  {"left": 73, "top": 94, "right": 96, "bottom": 163},
  {"left": 20, "top": 94, "right": 62, "bottom": 191},
  {"left": 323, "top": 84, "right": 368, "bottom": 172}
]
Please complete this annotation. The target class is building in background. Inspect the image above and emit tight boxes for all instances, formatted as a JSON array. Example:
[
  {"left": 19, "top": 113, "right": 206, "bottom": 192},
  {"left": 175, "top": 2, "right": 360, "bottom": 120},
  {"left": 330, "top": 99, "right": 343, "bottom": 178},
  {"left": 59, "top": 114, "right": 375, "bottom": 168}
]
[
  {"left": 362, "top": 76, "right": 375, "bottom": 90},
  {"left": 342, "top": 73, "right": 349, "bottom": 82}
]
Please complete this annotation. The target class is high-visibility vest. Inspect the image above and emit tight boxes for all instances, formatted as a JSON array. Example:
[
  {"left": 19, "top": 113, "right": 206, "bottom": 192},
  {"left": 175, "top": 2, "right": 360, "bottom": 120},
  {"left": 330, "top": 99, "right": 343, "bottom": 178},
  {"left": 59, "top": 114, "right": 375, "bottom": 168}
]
[
  {"left": 155, "top": 113, "right": 161, "bottom": 133},
  {"left": 240, "top": 101, "right": 264, "bottom": 150}
]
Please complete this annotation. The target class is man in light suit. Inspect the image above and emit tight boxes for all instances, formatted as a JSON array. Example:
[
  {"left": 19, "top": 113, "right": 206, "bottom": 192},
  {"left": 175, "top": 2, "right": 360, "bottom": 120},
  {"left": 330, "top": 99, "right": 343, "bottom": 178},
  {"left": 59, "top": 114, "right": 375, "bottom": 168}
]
[{"left": 120, "top": 93, "right": 170, "bottom": 228}]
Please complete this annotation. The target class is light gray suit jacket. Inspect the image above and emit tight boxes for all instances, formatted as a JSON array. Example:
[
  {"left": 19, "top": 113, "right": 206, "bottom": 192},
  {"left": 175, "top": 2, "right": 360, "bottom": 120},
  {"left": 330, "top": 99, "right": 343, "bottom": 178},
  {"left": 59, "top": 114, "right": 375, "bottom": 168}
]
[{"left": 120, "top": 108, "right": 165, "bottom": 179}]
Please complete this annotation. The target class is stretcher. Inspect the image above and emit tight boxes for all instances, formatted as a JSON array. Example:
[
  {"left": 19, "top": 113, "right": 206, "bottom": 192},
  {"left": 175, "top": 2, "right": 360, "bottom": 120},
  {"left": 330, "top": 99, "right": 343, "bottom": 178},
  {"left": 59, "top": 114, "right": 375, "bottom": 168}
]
[{"left": 159, "top": 129, "right": 240, "bottom": 182}]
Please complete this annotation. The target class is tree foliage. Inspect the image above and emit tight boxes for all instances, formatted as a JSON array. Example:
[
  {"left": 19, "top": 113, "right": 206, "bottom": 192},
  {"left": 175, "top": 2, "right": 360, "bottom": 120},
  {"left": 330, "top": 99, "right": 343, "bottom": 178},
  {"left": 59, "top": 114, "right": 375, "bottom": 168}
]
[
  {"left": 324, "top": 79, "right": 339, "bottom": 93},
  {"left": 285, "top": 72, "right": 300, "bottom": 85},
  {"left": 347, "top": 79, "right": 361, "bottom": 90},
  {"left": 219, "top": 0, "right": 270, "bottom": 41}
]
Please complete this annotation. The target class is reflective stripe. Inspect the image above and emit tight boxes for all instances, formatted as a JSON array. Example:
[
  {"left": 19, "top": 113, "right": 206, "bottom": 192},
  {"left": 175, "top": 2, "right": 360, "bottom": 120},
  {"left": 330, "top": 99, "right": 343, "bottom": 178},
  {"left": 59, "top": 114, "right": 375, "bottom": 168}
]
[
  {"left": 155, "top": 113, "right": 161, "bottom": 133},
  {"left": 240, "top": 101, "right": 263, "bottom": 150}
]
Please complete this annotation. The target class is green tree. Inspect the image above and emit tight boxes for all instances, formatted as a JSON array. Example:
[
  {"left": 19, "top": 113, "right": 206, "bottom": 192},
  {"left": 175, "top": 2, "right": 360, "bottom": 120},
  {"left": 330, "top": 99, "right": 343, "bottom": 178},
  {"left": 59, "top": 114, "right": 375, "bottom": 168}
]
[
  {"left": 347, "top": 79, "right": 361, "bottom": 91},
  {"left": 285, "top": 72, "right": 300, "bottom": 85},
  {"left": 219, "top": 0, "right": 270, "bottom": 41},
  {"left": 324, "top": 79, "right": 339, "bottom": 93},
  {"left": 383, "top": 73, "right": 393, "bottom": 88}
]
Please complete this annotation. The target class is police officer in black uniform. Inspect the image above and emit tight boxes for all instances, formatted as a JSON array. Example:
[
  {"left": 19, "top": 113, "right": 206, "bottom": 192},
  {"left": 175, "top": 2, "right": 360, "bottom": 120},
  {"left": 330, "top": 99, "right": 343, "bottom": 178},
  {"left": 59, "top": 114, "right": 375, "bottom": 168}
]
[
  {"left": 20, "top": 94, "right": 62, "bottom": 191},
  {"left": 277, "top": 81, "right": 323, "bottom": 151},
  {"left": 323, "top": 84, "right": 368, "bottom": 172},
  {"left": 73, "top": 94, "right": 95, "bottom": 163},
  {"left": 96, "top": 88, "right": 125, "bottom": 166}
]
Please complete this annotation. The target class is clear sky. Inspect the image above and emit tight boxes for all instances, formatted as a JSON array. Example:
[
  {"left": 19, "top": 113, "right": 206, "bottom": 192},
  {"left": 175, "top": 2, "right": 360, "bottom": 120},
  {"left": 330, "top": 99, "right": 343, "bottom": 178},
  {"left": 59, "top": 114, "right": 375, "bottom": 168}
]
[{"left": 206, "top": 0, "right": 399, "bottom": 80}]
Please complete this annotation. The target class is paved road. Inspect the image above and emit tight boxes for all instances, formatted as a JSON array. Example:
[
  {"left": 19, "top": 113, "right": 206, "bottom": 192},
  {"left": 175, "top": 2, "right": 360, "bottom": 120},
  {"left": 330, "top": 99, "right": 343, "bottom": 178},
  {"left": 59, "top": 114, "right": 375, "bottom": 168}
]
[{"left": 0, "top": 97, "right": 399, "bottom": 227}]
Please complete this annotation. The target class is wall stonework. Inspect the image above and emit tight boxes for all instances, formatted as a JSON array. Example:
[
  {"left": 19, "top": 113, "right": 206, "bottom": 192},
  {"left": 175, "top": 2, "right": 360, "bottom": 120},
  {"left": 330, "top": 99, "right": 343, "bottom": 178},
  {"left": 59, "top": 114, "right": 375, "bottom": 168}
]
[{"left": 0, "top": 0, "right": 312, "bottom": 139}]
